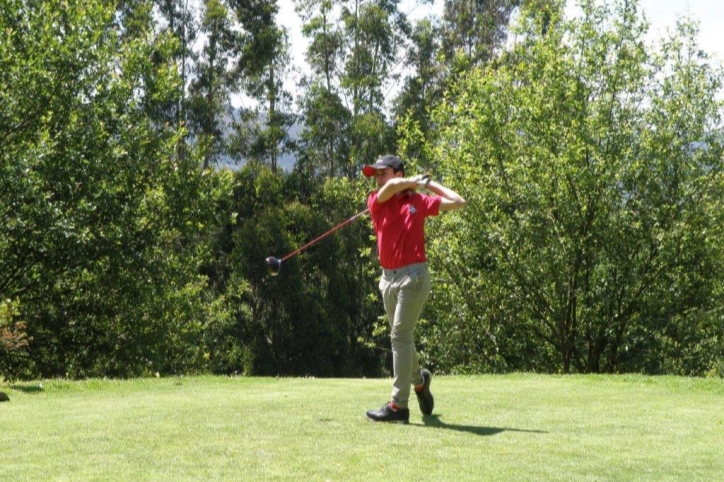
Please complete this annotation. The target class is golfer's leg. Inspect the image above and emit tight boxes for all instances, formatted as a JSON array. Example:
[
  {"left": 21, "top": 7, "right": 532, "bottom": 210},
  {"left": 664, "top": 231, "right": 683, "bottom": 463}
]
[
  {"left": 390, "top": 269, "right": 431, "bottom": 408},
  {"left": 380, "top": 274, "right": 404, "bottom": 397},
  {"left": 379, "top": 275, "right": 396, "bottom": 328}
]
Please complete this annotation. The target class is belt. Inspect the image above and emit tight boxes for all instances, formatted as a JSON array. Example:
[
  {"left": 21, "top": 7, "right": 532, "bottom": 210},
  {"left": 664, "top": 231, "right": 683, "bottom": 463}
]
[{"left": 382, "top": 262, "right": 427, "bottom": 278}]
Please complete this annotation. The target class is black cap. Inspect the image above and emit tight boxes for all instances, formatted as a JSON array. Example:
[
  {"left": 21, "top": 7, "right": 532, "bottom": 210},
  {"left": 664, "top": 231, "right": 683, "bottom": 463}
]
[{"left": 362, "top": 155, "right": 405, "bottom": 178}]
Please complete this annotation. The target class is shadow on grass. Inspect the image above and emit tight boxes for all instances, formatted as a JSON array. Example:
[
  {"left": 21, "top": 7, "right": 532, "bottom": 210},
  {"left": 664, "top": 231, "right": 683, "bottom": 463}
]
[
  {"left": 9, "top": 385, "right": 44, "bottom": 394},
  {"left": 415, "top": 414, "right": 547, "bottom": 437}
]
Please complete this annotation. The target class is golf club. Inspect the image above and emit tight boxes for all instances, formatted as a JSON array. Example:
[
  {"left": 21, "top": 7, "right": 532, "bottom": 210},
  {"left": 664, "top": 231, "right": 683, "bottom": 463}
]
[{"left": 266, "top": 207, "right": 370, "bottom": 276}]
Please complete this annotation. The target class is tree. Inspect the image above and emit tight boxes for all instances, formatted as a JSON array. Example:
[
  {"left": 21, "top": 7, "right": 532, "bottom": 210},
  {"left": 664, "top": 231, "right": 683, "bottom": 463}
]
[
  {"left": 226, "top": 0, "right": 297, "bottom": 174},
  {"left": 423, "top": 0, "right": 724, "bottom": 375},
  {"left": 341, "top": 0, "right": 409, "bottom": 176},
  {"left": 154, "top": 0, "right": 200, "bottom": 131},
  {"left": 115, "top": 0, "right": 156, "bottom": 40},
  {"left": 187, "top": 0, "right": 236, "bottom": 169},
  {"left": 441, "top": 0, "right": 521, "bottom": 68},
  {"left": 203, "top": 164, "right": 382, "bottom": 376},
  {"left": 1, "top": 0, "right": 222, "bottom": 379},
  {"left": 392, "top": 17, "right": 441, "bottom": 168},
  {"left": 296, "top": 0, "right": 351, "bottom": 176},
  {"left": 395, "top": 0, "right": 558, "bottom": 168},
  {"left": 296, "top": 0, "right": 408, "bottom": 178}
]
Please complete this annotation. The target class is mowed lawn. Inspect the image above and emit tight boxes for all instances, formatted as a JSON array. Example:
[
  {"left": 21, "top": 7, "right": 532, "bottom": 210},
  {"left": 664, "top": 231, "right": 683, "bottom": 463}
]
[{"left": 1, "top": 374, "right": 722, "bottom": 481}]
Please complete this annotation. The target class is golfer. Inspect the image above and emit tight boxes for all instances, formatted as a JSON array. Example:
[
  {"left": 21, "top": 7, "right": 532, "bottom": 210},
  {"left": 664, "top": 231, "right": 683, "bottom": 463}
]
[{"left": 363, "top": 155, "right": 466, "bottom": 423}]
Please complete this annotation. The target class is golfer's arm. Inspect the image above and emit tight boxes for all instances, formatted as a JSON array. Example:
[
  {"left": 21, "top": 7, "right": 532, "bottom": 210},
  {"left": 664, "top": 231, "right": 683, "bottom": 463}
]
[
  {"left": 376, "top": 178, "right": 417, "bottom": 203},
  {"left": 427, "top": 181, "right": 466, "bottom": 212}
]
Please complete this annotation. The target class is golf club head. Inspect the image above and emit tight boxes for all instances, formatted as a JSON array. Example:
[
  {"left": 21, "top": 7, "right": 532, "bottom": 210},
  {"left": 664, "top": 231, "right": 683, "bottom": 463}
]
[{"left": 266, "top": 256, "right": 282, "bottom": 276}]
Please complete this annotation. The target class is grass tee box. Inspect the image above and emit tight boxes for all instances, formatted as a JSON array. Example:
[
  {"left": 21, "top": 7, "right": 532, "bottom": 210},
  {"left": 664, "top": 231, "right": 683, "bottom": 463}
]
[{"left": 1, "top": 374, "right": 722, "bottom": 481}]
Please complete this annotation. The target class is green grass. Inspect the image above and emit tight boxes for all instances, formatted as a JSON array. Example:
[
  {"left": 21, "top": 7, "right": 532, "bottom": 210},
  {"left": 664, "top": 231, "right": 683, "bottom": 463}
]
[{"left": 1, "top": 374, "right": 723, "bottom": 481}]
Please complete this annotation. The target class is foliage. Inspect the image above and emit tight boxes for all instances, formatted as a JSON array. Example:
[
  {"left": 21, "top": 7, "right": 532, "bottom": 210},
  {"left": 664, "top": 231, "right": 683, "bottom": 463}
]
[
  {"left": 186, "top": 0, "right": 237, "bottom": 169},
  {"left": 424, "top": 0, "right": 724, "bottom": 375},
  {"left": 0, "top": 0, "right": 222, "bottom": 379},
  {"left": 296, "top": 0, "right": 406, "bottom": 177},
  {"left": 394, "top": 0, "right": 564, "bottom": 166},
  {"left": 440, "top": 0, "right": 524, "bottom": 68},
  {"left": 227, "top": 0, "right": 298, "bottom": 173},
  {"left": 201, "top": 164, "right": 384, "bottom": 376},
  {"left": 2, "top": 0, "right": 722, "bottom": 380}
]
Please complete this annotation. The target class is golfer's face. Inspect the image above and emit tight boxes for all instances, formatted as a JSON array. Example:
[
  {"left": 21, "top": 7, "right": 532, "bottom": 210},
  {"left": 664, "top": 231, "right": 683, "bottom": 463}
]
[{"left": 375, "top": 167, "right": 399, "bottom": 188}]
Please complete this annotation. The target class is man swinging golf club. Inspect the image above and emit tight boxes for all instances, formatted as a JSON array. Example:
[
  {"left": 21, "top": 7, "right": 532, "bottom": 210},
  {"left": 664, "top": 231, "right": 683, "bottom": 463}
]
[{"left": 363, "top": 155, "right": 466, "bottom": 424}]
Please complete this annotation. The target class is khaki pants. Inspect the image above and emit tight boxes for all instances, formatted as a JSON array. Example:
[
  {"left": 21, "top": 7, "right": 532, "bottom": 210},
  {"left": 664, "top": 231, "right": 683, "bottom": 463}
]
[{"left": 379, "top": 262, "right": 431, "bottom": 409}]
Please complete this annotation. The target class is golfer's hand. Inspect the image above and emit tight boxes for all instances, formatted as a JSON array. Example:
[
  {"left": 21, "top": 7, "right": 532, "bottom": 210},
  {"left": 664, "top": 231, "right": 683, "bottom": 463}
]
[
  {"left": 412, "top": 174, "right": 431, "bottom": 190},
  {"left": 408, "top": 174, "right": 425, "bottom": 185}
]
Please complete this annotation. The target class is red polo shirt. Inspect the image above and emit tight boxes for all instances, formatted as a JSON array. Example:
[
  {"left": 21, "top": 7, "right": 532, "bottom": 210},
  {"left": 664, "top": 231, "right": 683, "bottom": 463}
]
[{"left": 367, "top": 191, "right": 441, "bottom": 270}]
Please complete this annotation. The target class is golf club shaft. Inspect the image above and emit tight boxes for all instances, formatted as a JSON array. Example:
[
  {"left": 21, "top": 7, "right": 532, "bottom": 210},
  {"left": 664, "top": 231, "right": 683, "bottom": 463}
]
[{"left": 280, "top": 207, "right": 370, "bottom": 262}]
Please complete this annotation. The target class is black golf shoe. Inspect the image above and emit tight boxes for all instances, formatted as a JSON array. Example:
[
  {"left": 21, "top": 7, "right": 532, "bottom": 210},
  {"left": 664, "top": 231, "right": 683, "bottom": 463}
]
[
  {"left": 366, "top": 403, "right": 410, "bottom": 424},
  {"left": 415, "top": 369, "right": 434, "bottom": 415}
]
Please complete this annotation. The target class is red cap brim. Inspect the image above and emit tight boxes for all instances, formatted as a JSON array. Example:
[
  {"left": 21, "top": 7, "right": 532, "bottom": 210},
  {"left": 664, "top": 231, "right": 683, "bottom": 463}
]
[{"left": 362, "top": 165, "right": 378, "bottom": 177}]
